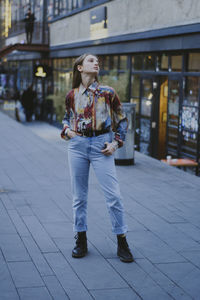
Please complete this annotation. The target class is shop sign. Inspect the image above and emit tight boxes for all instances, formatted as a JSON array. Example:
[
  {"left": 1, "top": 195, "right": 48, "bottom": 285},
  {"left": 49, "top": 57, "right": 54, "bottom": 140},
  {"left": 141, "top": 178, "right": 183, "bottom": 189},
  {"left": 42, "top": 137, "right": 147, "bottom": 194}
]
[
  {"left": 34, "top": 65, "right": 52, "bottom": 78},
  {"left": 90, "top": 6, "right": 108, "bottom": 39},
  {"left": 34, "top": 65, "right": 47, "bottom": 78},
  {"left": 3, "top": 0, "right": 12, "bottom": 37}
]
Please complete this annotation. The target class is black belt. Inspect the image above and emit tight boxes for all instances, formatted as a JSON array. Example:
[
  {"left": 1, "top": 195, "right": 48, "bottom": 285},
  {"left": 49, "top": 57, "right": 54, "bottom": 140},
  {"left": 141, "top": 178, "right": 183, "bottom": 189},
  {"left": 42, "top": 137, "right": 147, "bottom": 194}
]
[{"left": 77, "top": 129, "right": 110, "bottom": 137}]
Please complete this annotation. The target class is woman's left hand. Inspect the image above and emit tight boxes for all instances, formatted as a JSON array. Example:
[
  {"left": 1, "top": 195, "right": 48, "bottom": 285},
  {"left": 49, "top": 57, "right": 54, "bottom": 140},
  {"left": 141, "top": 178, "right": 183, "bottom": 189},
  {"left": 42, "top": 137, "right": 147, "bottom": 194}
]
[{"left": 101, "top": 141, "right": 118, "bottom": 156}]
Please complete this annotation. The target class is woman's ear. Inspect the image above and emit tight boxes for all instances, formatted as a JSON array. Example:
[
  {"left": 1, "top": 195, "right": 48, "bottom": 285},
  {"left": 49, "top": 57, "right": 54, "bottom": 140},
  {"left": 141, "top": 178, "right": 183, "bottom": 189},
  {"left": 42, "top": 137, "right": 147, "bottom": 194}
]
[{"left": 77, "top": 64, "right": 83, "bottom": 72}]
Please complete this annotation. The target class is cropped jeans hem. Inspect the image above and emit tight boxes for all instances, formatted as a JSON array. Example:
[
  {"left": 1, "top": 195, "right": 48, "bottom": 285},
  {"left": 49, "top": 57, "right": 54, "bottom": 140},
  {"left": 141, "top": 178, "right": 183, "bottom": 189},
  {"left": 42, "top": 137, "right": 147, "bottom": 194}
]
[
  {"left": 112, "top": 225, "right": 128, "bottom": 235},
  {"left": 73, "top": 225, "right": 88, "bottom": 233}
]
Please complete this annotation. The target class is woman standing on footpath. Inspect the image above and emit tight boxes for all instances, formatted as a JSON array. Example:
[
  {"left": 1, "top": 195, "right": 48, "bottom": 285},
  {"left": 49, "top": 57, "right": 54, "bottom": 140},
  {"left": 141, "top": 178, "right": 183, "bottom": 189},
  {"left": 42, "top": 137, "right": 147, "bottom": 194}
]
[{"left": 61, "top": 53, "right": 134, "bottom": 263}]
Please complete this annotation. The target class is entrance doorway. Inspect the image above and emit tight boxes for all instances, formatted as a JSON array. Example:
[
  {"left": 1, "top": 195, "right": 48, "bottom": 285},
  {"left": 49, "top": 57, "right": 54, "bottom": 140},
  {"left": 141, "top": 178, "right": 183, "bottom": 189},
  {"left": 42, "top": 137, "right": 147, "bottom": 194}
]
[
  {"left": 166, "top": 76, "right": 182, "bottom": 157},
  {"left": 158, "top": 76, "right": 168, "bottom": 159},
  {"left": 138, "top": 76, "right": 159, "bottom": 158},
  {"left": 137, "top": 75, "right": 182, "bottom": 160}
]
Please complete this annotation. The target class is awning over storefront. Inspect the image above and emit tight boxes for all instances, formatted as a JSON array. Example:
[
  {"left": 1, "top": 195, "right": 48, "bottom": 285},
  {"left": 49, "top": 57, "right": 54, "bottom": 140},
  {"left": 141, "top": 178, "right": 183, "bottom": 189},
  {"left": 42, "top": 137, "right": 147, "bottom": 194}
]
[{"left": 0, "top": 43, "right": 49, "bottom": 59}]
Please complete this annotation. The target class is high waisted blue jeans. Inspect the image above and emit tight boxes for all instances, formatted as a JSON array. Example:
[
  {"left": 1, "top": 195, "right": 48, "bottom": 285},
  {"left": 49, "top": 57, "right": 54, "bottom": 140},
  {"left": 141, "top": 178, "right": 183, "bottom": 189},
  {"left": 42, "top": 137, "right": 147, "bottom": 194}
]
[{"left": 68, "top": 132, "right": 128, "bottom": 235}]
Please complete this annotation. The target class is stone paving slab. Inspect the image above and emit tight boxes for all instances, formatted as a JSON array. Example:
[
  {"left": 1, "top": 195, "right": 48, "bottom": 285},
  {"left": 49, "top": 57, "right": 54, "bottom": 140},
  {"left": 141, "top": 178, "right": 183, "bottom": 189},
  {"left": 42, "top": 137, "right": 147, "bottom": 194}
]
[
  {"left": 0, "top": 111, "right": 200, "bottom": 299},
  {"left": 17, "top": 287, "right": 52, "bottom": 300},
  {"left": 156, "top": 262, "right": 200, "bottom": 299},
  {"left": 0, "top": 252, "right": 19, "bottom": 300},
  {"left": 42, "top": 275, "right": 69, "bottom": 300},
  {"left": 8, "top": 261, "right": 45, "bottom": 288}
]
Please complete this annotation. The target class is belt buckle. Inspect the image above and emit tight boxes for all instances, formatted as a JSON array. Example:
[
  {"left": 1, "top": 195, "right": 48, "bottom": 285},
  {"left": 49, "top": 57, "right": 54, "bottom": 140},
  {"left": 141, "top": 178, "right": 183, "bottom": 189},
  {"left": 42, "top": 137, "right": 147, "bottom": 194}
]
[
  {"left": 81, "top": 131, "right": 90, "bottom": 137},
  {"left": 89, "top": 131, "right": 93, "bottom": 137},
  {"left": 84, "top": 130, "right": 93, "bottom": 137}
]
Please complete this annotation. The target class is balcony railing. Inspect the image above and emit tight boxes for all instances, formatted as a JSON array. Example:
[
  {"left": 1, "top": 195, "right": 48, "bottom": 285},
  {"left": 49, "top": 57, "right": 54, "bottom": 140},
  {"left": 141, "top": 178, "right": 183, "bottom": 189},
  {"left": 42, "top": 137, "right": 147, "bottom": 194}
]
[{"left": 6, "top": 20, "right": 49, "bottom": 45}]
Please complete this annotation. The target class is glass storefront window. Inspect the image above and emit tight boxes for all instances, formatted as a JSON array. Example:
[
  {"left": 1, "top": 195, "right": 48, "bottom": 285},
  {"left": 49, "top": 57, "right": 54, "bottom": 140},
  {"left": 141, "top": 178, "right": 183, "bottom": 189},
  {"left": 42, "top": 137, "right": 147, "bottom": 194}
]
[
  {"left": 110, "top": 56, "right": 118, "bottom": 70},
  {"left": 54, "top": 59, "right": 58, "bottom": 69},
  {"left": 56, "top": 58, "right": 73, "bottom": 69},
  {"left": 119, "top": 56, "right": 128, "bottom": 70},
  {"left": 188, "top": 53, "right": 200, "bottom": 72},
  {"left": 130, "top": 98, "right": 139, "bottom": 113},
  {"left": 167, "top": 79, "right": 180, "bottom": 155},
  {"left": 139, "top": 78, "right": 153, "bottom": 155},
  {"left": 59, "top": 0, "right": 68, "bottom": 15},
  {"left": 47, "top": 0, "right": 105, "bottom": 19},
  {"left": 142, "top": 78, "right": 152, "bottom": 99},
  {"left": 50, "top": 58, "right": 75, "bottom": 122},
  {"left": 171, "top": 55, "right": 182, "bottom": 72},
  {"left": 47, "top": 0, "right": 54, "bottom": 20},
  {"left": 18, "top": 61, "right": 33, "bottom": 91},
  {"left": 131, "top": 74, "right": 140, "bottom": 98},
  {"left": 132, "top": 55, "right": 143, "bottom": 70},
  {"left": 102, "top": 56, "right": 109, "bottom": 70},
  {"left": 181, "top": 106, "right": 198, "bottom": 132},
  {"left": 181, "top": 78, "right": 199, "bottom": 157},
  {"left": 181, "top": 133, "right": 197, "bottom": 157},
  {"left": 99, "top": 71, "right": 129, "bottom": 102},
  {"left": 67, "top": 58, "right": 73, "bottom": 69},
  {"left": 157, "top": 54, "right": 168, "bottom": 71},
  {"left": 183, "top": 77, "right": 199, "bottom": 106},
  {"left": 144, "top": 55, "right": 156, "bottom": 70},
  {"left": 53, "top": 58, "right": 74, "bottom": 92},
  {"left": 54, "top": 0, "right": 59, "bottom": 16},
  {"left": 141, "top": 98, "right": 152, "bottom": 117}
]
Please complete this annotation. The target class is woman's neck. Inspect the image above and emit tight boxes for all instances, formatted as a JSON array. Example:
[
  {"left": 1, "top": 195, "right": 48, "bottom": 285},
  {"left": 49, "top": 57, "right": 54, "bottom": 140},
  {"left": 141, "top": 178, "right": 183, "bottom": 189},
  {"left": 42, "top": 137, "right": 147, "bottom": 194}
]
[{"left": 81, "top": 74, "right": 95, "bottom": 89}]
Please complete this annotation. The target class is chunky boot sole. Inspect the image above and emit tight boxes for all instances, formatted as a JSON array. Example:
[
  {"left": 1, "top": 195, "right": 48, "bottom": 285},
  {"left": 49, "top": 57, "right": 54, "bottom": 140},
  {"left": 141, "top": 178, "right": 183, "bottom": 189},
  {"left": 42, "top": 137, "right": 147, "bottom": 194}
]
[
  {"left": 117, "top": 252, "right": 134, "bottom": 263},
  {"left": 72, "top": 249, "right": 88, "bottom": 258}
]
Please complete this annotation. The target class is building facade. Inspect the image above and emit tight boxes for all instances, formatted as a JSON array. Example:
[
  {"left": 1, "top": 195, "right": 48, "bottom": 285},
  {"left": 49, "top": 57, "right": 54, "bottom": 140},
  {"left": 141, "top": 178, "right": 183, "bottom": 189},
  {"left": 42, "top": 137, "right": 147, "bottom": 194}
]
[{"left": 1, "top": 0, "right": 200, "bottom": 165}]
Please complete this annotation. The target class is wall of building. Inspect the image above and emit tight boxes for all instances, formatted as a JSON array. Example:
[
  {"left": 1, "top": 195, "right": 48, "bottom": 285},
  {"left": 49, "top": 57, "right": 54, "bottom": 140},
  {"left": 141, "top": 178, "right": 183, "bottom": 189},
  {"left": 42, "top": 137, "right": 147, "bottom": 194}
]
[{"left": 50, "top": 0, "right": 200, "bottom": 47}]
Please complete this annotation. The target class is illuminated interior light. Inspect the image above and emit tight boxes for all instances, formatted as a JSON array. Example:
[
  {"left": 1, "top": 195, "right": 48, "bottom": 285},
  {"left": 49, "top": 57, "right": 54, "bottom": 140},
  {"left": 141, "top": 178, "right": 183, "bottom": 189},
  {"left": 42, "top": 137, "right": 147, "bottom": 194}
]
[
  {"left": 146, "top": 100, "right": 152, "bottom": 106},
  {"left": 148, "top": 92, "right": 153, "bottom": 100}
]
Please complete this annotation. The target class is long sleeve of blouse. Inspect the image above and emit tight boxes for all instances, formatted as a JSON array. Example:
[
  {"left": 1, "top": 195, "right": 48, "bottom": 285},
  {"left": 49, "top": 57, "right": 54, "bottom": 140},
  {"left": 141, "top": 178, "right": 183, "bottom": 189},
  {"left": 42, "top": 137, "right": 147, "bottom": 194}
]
[{"left": 61, "top": 82, "right": 128, "bottom": 147}]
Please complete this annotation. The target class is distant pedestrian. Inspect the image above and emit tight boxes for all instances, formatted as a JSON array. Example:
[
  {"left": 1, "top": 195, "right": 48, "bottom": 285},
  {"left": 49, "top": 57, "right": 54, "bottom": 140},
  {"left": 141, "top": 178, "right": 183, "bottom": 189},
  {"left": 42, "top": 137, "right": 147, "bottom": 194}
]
[
  {"left": 24, "top": 8, "right": 35, "bottom": 44},
  {"left": 14, "top": 88, "right": 21, "bottom": 122},
  {"left": 61, "top": 53, "right": 134, "bottom": 263},
  {"left": 21, "top": 85, "right": 36, "bottom": 122}
]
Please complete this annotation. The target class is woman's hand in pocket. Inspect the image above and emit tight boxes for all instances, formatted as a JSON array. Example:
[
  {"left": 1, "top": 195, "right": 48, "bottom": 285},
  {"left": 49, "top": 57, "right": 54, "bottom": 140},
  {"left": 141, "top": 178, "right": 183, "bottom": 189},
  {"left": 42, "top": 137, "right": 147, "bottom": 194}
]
[
  {"left": 67, "top": 130, "right": 82, "bottom": 139},
  {"left": 101, "top": 141, "right": 118, "bottom": 156}
]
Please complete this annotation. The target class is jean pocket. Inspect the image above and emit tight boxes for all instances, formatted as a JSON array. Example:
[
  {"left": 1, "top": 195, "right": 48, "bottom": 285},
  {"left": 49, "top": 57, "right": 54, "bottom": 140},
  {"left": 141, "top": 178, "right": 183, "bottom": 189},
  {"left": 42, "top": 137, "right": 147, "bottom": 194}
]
[{"left": 103, "top": 132, "right": 112, "bottom": 144}]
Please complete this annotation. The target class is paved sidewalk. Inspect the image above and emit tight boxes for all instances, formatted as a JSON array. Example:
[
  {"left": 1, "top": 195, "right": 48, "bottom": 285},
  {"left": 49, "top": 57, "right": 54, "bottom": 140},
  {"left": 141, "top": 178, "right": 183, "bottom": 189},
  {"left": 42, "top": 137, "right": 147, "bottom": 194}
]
[{"left": 0, "top": 111, "right": 200, "bottom": 300}]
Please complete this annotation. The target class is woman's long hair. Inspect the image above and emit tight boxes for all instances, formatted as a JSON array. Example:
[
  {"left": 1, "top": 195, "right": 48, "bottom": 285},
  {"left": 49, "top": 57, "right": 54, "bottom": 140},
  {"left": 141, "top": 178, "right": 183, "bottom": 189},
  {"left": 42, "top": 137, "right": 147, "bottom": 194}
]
[{"left": 72, "top": 53, "right": 99, "bottom": 89}]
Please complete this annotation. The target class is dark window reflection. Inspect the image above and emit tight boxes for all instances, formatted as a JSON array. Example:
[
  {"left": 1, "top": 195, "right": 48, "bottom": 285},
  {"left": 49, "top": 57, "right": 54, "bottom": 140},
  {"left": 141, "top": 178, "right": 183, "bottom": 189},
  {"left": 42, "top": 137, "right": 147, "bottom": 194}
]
[
  {"left": 132, "top": 55, "right": 143, "bottom": 70},
  {"left": 119, "top": 56, "right": 127, "bottom": 70},
  {"left": 157, "top": 54, "right": 168, "bottom": 71},
  {"left": 144, "top": 55, "right": 156, "bottom": 70},
  {"left": 110, "top": 56, "right": 118, "bottom": 70},
  {"left": 188, "top": 53, "right": 200, "bottom": 72},
  {"left": 183, "top": 77, "right": 200, "bottom": 106},
  {"left": 171, "top": 55, "right": 182, "bottom": 72}
]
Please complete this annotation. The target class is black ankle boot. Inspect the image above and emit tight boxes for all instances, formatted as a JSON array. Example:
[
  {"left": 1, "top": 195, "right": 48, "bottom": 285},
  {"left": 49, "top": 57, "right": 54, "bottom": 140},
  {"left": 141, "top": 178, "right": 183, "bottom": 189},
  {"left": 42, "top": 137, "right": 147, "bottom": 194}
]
[
  {"left": 72, "top": 231, "right": 88, "bottom": 258},
  {"left": 117, "top": 235, "right": 134, "bottom": 263}
]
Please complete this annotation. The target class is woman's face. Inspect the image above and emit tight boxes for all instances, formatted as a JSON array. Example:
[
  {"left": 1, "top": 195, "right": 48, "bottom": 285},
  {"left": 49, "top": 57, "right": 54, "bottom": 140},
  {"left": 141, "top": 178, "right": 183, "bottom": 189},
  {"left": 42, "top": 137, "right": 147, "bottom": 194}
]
[{"left": 78, "top": 55, "right": 99, "bottom": 75}]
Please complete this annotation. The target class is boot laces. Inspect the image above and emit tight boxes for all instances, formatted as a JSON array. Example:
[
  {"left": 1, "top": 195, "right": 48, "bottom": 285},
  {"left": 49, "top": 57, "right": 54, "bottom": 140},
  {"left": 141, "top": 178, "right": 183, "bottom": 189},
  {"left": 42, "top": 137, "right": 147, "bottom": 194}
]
[
  {"left": 74, "top": 234, "right": 81, "bottom": 246},
  {"left": 74, "top": 233, "right": 86, "bottom": 247}
]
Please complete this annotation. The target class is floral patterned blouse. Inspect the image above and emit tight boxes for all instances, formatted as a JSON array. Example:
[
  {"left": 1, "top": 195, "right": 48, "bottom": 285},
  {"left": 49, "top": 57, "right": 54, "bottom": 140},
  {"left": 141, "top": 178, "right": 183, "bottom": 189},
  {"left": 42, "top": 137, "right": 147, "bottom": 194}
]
[{"left": 61, "top": 81, "right": 128, "bottom": 147}]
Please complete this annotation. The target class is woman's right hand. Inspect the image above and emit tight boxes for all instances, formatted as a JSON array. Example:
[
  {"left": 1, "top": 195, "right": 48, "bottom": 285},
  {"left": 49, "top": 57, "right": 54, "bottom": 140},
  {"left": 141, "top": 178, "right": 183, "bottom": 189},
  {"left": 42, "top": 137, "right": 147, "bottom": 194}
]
[{"left": 67, "top": 130, "right": 77, "bottom": 139}]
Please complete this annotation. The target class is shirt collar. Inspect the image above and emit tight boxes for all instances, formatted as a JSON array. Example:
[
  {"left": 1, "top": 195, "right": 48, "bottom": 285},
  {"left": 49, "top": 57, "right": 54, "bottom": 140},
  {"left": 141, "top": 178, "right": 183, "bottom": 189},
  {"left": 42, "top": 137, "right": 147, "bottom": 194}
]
[{"left": 79, "top": 81, "right": 99, "bottom": 95}]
